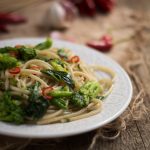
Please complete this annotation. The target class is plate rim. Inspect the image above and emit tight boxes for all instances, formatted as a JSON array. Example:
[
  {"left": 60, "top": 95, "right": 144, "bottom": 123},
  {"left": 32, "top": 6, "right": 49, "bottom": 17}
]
[{"left": 0, "top": 38, "right": 133, "bottom": 138}]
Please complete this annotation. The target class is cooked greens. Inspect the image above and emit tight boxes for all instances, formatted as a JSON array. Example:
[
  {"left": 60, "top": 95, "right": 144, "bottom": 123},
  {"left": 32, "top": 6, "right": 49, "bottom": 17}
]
[
  {"left": 25, "top": 96, "right": 49, "bottom": 120},
  {"left": 49, "top": 90, "right": 73, "bottom": 97},
  {"left": 51, "top": 98, "right": 68, "bottom": 109},
  {"left": 28, "top": 82, "right": 41, "bottom": 101},
  {"left": 18, "top": 46, "right": 37, "bottom": 61},
  {"left": 0, "top": 54, "right": 19, "bottom": 70},
  {"left": 0, "top": 39, "right": 52, "bottom": 64},
  {"left": 71, "top": 92, "right": 90, "bottom": 108},
  {"left": 49, "top": 81, "right": 102, "bottom": 108},
  {"left": 0, "top": 46, "right": 17, "bottom": 53},
  {"left": 24, "top": 82, "right": 49, "bottom": 120},
  {"left": 0, "top": 38, "right": 108, "bottom": 125},
  {"left": 50, "top": 59, "right": 67, "bottom": 72},
  {"left": 80, "top": 81, "right": 102, "bottom": 98},
  {"left": 49, "top": 85, "right": 72, "bottom": 98},
  {"left": 35, "top": 38, "right": 52, "bottom": 50},
  {"left": 41, "top": 69, "right": 75, "bottom": 88},
  {"left": 0, "top": 92, "right": 24, "bottom": 124},
  {"left": 71, "top": 81, "right": 102, "bottom": 107},
  {"left": 0, "top": 46, "right": 36, "bottom": 61}
]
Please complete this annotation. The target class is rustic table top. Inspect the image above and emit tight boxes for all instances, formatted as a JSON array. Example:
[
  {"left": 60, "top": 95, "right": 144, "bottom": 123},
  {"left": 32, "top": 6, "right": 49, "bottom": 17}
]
[{"left": 0, "top": 0, "right": 150, "bottom": 150}]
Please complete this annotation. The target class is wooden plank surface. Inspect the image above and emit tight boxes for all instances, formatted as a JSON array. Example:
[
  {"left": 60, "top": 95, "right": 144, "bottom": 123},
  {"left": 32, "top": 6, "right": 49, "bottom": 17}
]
[{"left": 0, "top": 0, "right": 149, "bottom": 150}]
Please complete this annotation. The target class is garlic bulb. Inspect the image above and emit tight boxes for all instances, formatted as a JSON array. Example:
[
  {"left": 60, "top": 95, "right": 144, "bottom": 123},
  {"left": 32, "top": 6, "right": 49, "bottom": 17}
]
[{"left": 43, "top": 1, "right": 76, "bottom": 29}]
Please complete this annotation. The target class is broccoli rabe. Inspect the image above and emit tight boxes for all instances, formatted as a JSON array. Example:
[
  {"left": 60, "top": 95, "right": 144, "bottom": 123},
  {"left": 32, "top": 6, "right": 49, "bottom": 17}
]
[
  {"left": 0, "top": 92, "right": 24, "bottom": 124},
  {"left": 80, "top": 81, "right": 102, "bottom": 98},
  {"left": 0, "top": 46, "right": 36, "bottom": 61},
  {"left": 71, "top": 81, "right": 102, "bottom": 108},
  {"left": 51, "top": 98, "right": 68, "bottom": 109},
  {"left": 48, "top": 86, "right": 71, "bottom": 109},
  {"left": 41, "top": 69, "right": 75, "bottom": 88},
  {"left": 50, "top": 90, "right": 73, "bottom": 97},
  {"left": 0, "top": 39, "right": 52, "bottom": 62},
  {"left": 25, "top": 96, "right": 49, "bottom": 120},
  {"left": 71, "top": 92, "right": 90, "bottom": 107},
  {"left": 49, "top": 85, "right": 73, "bottom": 98},
  {"left": 35, "top": 38, "right": 52, "bottom": 50},
  {"left": 0, "top": 54, "right": 19, "bottom": 70},
  {"left": 18, "top": 47, "right": 37, "bottom": 61},
  {"left": 0, "top": 46, "right": 37, "bottom": 70},
  {"left": 50, "top": 59, "right": 67, "bottom": 72},
  {"left": 24, "top": 82, "right": 49, "bottom": 120},
  {"left": 0, "top": 46, "right": 17, "bottom": 53},
  {"left": 28, "top": 82, "right": 41, "bottom": 101}
]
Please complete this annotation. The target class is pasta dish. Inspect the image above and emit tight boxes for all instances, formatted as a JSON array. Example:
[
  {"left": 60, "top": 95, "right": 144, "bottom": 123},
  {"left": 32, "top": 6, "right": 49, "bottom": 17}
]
[{"left": 0, "top": 39, "right": 115, "bottom": 125}]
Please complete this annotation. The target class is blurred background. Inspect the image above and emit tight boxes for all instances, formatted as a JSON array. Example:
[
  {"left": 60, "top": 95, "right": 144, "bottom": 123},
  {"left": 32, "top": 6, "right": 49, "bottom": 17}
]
[{"left": 0, "top": 0, "right": 149, "bottom": 59}]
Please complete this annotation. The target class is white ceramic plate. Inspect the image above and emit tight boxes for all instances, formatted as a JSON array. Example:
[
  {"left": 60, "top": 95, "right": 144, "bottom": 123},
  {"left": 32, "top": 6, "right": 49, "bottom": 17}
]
[{"left": 0, "top": 38, "right": 132, "bottom": 138}]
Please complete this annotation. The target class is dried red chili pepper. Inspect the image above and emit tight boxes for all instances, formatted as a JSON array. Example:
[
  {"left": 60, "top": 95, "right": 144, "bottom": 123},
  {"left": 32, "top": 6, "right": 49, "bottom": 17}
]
[
  {"left": 9, "top": 67, "right": 21, "bottom": 74},
  {"left": 71, "top": 0, "right": 96, "bottom": 17},
  {"left": 86, "top": 35, "right": 113, "bottom": 52},
  {"left": 42, "top": 87, "right": 53, "bottom": 100},
  {"left": 94, "top": 0, "right": 115, "bottom": 13},
  {"left": 86, "top": 34, "right": 135, "bottom": 52},
  {"left": 101, "top": 35, "right": 113, "bottom": 49},
  {"left": 69, "top": 55, "right": 80, "bottom": 63},
  {"left": 0, "top": 13, "right": 27, "bottom": 24}
]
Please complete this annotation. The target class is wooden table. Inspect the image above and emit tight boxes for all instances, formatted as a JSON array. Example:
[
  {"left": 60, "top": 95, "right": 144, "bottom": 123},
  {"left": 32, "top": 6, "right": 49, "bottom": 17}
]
[{"left": 0, "top": 0, "right": 150, "bottom": 150}]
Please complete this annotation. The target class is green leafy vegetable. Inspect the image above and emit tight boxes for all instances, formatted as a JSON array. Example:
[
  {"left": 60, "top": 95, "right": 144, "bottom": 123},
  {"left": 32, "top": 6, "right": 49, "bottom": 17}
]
[
  {"left": 57, "top": 49, "right": 68, "bottom": 60},
  {"left": 0, "top": 46, "right": 17, "bottom": 53},
  {"left": 0, "top": 46, "right": 36, "bottom": 61},
  {"left": 61, "top": 85, "right": 70, "bottom": 91},
  {"left": 48, "top": 85, "right": 71, "bottom": 109},
  {"left": 71, "top": 92, "right": 90, "bottom": 107},
  {"left": 18, "top": 47, "right": 37, "bottom": 61},
  {"left": 24, "top": 82, "right": 49, "bottom": 120},
  {"left": 0, "top": 38, "right": 52, "bottom": 61},
  {"left": 49, "top": 90, "right": 73, "bottom": 97},
  {"left": 0, "top": 92, "right": 24, "bottom": 124},
  {"left": 80, "top": 81, "right": 102, "bottom": 98},
  {"left": 51, "top": 98, "right": 68, "bottom": 109},
  {"left": 71, "top": 81, "right": 102, "bottom": 107},
  {"left": 25, "top": 96, "right": 49, "bottom": 120},
  {"left": 49, "top": 85, "right": 72, "bottom": 97},
  {"left": 41, "top": 69, "right": 75, "bottom": 88},
  {"left": 50, "top": 59, "right": 67, "bottom": 72},
  {"left": 28, "top": 82, "right": 41, "bottom": 101},
  {"left": 35, "top": 38, "right": 52, "bottom": 50},
  {"left": 0, "top": 54, "right": 19, "bottom": 70}
]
